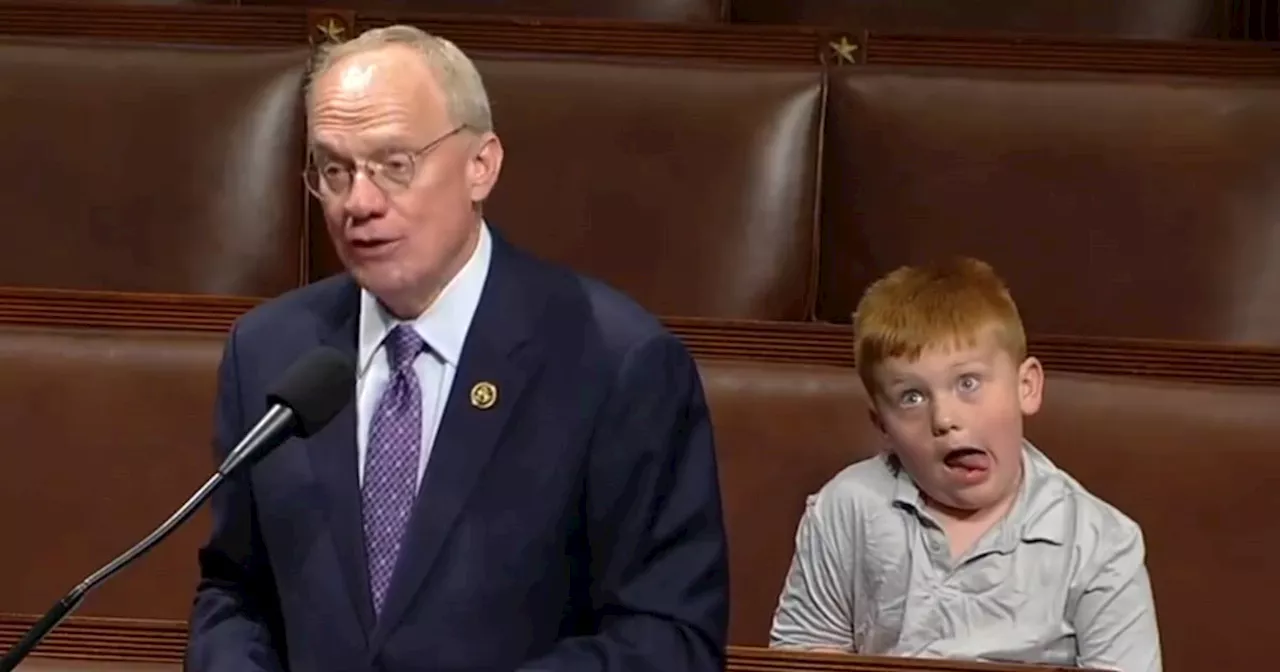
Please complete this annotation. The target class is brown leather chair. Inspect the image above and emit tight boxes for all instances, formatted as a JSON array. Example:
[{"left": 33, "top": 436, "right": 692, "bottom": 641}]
[
  {"left": 701, "top": 358, "right": 876, "bottom": 644},
  {"left": 0, "top": 36, "right": 309, "bottom": 297},
  {"left": 0, "top": 326, "right": 222, "bottom": 620},
  {"left": 1026, "top": 371, "right": 1279, "bottom": 672},
  {"left": 817, "top": 65, "right": 1280, "bottom": 346},
  {"left": 0, "top": 33, "right": 312, "bottom": 624}
]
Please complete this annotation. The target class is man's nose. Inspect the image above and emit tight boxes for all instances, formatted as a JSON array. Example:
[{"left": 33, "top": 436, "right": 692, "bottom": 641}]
[{"left": 342, "top": 171, "right": 388, "bottom": 220}]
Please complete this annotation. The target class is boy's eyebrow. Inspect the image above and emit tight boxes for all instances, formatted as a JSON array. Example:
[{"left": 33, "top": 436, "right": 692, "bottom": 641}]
[
  {"left": 880, "top": 374, "right": 915, "bottom": 389},
  {"left": 948, "top": 355, "right": 991, "bottom": 370}
]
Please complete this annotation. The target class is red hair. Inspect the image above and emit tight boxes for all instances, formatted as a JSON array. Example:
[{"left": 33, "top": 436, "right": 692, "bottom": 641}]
[{"left": 853, "top": 257, "right": 1027, "bottom": 394}]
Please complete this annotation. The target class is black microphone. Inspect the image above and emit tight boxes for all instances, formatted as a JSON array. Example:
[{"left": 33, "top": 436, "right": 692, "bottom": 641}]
[{"left": 0, "top": 346, "right": 355, "bottom": 672}]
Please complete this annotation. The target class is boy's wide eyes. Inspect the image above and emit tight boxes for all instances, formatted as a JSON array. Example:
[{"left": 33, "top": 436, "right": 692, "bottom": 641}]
[{"left": 895, "top": 373, "right": 982, "bottom": 407}]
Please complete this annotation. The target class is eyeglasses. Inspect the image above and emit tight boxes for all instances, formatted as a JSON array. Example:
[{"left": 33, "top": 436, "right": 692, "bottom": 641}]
[{"left": 304, "top": 125, "right": 466, "bottom": 198}]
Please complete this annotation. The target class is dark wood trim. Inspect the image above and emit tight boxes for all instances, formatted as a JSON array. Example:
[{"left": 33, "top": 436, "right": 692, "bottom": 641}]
[
  {"left": 0, "top": 614, "right": 1072, "bottom": 671},
  {"left": 862, "top": 30, "right": 1280, "bottom": 76},
  {"left": 0, "top": 287, "right": 258, "bottom": 333},
  {"left": 0, "top": 1, "right": 831, "bottom": 63},
  {"left": 357, "top": 11, "right": 833, "bottom": 64},
  {"left": 668, "top": 316, "right": 1280, "bottom": 387},
  {"left": 0, "top": 614, "right": 185, "bottom": 664},
  {"left": 0, "top": 1, "right": 1276, "bottom": 75},
  {"left": 0, "top": 1, "right": 311, "bottom": 46},
  {"left": 3, "top": 288, "right": 1280, "bottom": 386}
]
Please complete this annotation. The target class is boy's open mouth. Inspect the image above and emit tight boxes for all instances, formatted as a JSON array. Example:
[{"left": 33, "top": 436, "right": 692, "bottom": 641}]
[{"left": 943, "top": 447, "right": 991, "bottom": 475}]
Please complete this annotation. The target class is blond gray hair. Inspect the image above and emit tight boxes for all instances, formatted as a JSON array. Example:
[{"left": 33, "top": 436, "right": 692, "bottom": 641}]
[{"left": 305, "top": 24, "right": 493, "bottom": 134}]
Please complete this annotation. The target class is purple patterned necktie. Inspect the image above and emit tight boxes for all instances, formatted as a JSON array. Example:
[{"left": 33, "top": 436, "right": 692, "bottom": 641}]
[{"left": 362, "top": 324, "right": 426, "bottom": 617}]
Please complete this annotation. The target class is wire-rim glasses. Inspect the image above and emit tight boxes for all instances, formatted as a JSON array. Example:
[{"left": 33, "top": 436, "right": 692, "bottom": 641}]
[{"left": 304, "top": 124, "right": 466, "bottom": 198}]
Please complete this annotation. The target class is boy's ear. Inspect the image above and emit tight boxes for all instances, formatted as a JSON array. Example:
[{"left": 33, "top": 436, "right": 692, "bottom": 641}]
[
  {"left": 860, "top": 378, "right": 887, "bottom": 434},
  {"left": 1018, "top": 355, "right": 1045, "bottom": 416},
  {"left": 867, "top": 403, "right": 886, "bottom": 435}
]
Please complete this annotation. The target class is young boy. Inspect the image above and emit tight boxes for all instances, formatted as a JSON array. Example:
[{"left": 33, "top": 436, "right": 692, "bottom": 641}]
[{"left": 769, "top": 258, "right": 1162, "bottom": 672}]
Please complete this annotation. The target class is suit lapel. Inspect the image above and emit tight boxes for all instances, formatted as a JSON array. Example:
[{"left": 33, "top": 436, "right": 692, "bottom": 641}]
[
  {"left": 308, "top": 276, "right": 378, "bottom": 641},
  {"left": 371, "top": 235, "right": 546, "bottom": 646}
]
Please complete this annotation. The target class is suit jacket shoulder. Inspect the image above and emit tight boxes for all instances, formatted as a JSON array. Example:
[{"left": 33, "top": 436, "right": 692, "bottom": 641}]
[
  {"left": 220, "top": 274, "right": 359, "bottom": 412},
  {"left": 471, "top": 231, "right": 680, "bottom": 376},
  {"left": 232, "top": 273, "right": 357, "bottom": 348}
]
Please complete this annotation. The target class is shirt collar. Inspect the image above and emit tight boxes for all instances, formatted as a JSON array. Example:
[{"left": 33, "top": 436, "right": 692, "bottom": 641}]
[
  {"left": 891, "top": 439, "right": 1069, "bottom": 547},
  {"left": 1010, "top": 441, "right": 1070, "bottom": 545},
  {"left": 356, "top": 221, "right": 492, "bottom": 377}
]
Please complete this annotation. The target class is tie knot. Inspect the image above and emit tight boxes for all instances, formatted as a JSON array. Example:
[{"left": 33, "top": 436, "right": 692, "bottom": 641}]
[{"left": 383, "top": 324, "right": 425, "bottom": 372}]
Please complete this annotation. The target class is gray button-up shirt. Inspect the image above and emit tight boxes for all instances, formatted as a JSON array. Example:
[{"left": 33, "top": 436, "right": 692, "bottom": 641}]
[{"left": 770, "top": 443, "right": 1162, "bottom": 672}]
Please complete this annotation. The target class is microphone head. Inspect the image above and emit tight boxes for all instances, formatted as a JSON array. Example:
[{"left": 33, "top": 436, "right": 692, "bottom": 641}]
[{"left": 265, "top": 346, "right": 356, "bottom": 438}]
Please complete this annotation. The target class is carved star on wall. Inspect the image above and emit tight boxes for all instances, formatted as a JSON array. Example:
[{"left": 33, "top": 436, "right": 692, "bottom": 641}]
[
  {"left": 315, "top": 17, "right": 347, "bottom": 44},
  {"left": 828, "top": 36, "right": 858, "bottom": 64}
]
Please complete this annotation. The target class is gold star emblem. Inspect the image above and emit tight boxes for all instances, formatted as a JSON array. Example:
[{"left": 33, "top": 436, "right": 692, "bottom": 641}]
[
  {"left": 314, "top": 17, "right": 347, "bottom": 45},
  {"left": 829, "top": 36, "right": 858, "bottom": 65}
]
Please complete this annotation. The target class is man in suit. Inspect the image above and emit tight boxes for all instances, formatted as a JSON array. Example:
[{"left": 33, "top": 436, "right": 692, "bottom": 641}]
[{"left": 185, "top": 24, "right": 730, "bottom": 672}]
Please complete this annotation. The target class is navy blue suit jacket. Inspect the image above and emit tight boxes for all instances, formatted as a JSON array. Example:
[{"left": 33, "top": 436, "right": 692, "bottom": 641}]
[{"left": 186, "top": 232, "right": 730, "bottom": 672}]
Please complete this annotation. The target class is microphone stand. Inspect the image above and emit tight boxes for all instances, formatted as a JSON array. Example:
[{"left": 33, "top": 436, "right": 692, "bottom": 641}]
[
  {"left": 0, "top": 404, "right": 296, "bottom": 671},
  {"left": 0, "top": 472, "right": 226, "bottom": 672}
]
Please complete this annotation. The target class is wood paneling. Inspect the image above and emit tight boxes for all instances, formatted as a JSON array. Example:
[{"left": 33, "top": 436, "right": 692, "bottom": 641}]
[
  {"left": 360, "top": 11, "right": 831, "bottom": 63},
  {"left": 862, "top": 30, "right": 1280, "bottom": 75},
  {"left": 0, "top": 616, "right": 184, "bottom": 666},
  {"left": 0, "top": 1, "right": 1278, "bottom": 74},
  {"left": 0, "top": 614, "right": 1077, "bottom": 671},
  {"left": 4, "top": 288, "right": 1280, "bottom": 386},
  {"left": 0, "top": 2, "right": 310, "bottom": 45},
  {"left": 0, "top": 288, "right": 256, "bottom": 334},
  {"left": 0, "top": 1, "right": 833, "bottom": 64}
]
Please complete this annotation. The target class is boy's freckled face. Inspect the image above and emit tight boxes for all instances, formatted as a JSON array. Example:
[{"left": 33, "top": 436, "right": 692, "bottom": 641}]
[{"left": 869, "top": 329, "right": 1043, "bottom": 516}]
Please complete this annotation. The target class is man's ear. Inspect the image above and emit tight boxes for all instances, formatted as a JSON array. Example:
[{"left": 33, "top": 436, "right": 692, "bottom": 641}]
[
  {"left": 1018, "top": 355, "right": 1045, "bottom": 416},
  {"left": 466, "top": 131, "right": 504, "bottom": 203}
]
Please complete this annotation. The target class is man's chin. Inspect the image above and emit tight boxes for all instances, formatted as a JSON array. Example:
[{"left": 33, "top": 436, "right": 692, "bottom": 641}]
[{"left": 351, "top": 270, "right": 409, "bottom": 299}]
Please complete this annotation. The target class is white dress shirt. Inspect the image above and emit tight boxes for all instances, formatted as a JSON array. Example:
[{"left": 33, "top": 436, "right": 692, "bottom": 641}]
[{"left": 354, "top": 223, "right": 493, "bottom": 489}]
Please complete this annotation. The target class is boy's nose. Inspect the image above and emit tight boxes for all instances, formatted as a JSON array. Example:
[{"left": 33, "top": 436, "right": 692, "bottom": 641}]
[{"left": 930, "top": 398, "right": 961, "bottom": 437}]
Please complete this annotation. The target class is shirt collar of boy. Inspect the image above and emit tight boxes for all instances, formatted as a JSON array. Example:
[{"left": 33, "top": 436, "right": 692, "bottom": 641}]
[{"left": 890, "top": 440, "right": 1070, "bottom": 549}]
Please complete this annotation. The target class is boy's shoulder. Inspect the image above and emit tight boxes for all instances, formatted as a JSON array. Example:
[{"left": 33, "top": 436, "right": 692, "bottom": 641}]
[
  {"left": 791, "top": 454, "right": 903, "bottom": 552},
  {"left": 804, "top": 454, "right": 903, "bottom": 521},
  {"left": 1024, "top": 445, "right": 1147, "bottom": 559}
]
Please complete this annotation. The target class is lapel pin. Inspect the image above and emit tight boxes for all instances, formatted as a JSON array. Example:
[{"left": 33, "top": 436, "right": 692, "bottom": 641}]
[{"left": 470, "top": 381, "right": 497, "bottom": 410}]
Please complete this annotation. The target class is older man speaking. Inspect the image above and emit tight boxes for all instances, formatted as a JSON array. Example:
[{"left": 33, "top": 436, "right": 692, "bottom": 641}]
[{"left": 186, "top": 24, "right": 730, "bottom": 672}]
